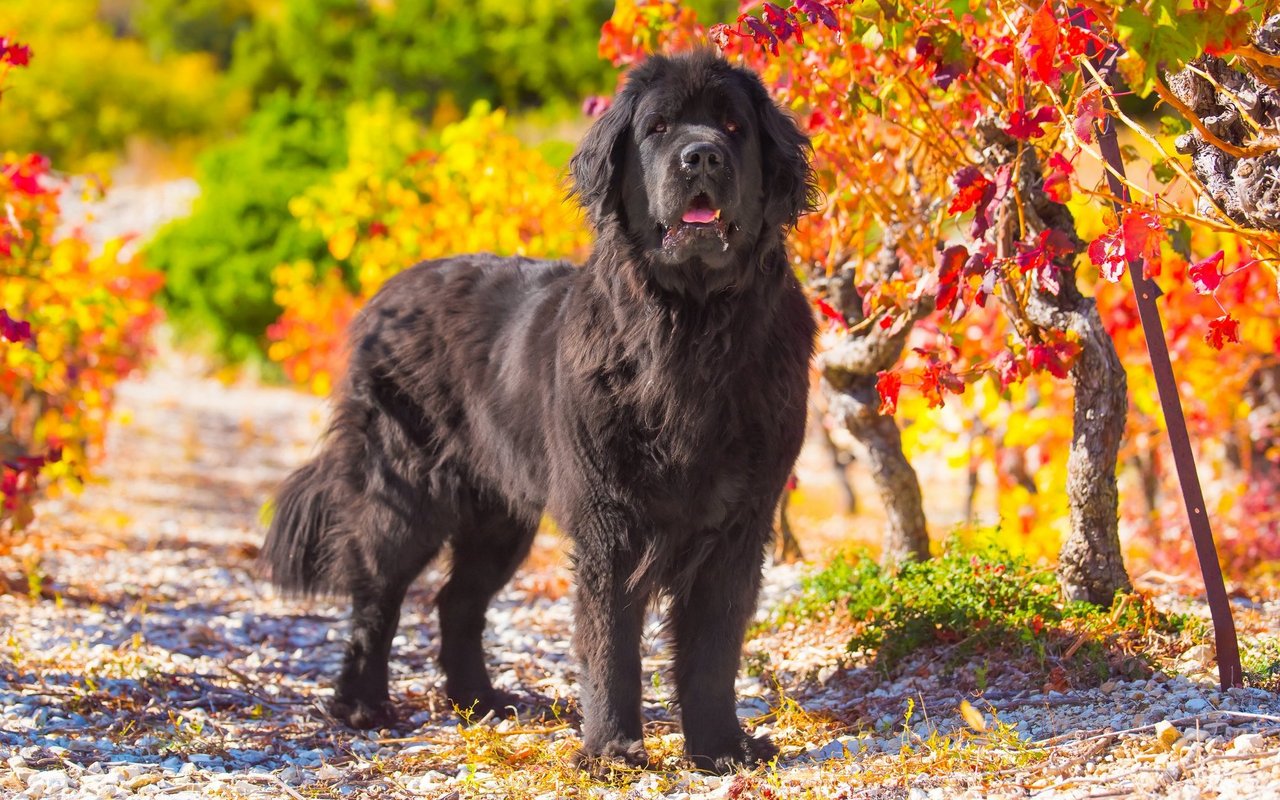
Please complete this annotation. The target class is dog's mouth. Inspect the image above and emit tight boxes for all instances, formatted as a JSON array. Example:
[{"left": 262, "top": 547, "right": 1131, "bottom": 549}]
[
  {"left": 681, "top": 194, "right": 722, "bottom": 226},
  {"left": 663, "top": 193, "right": 730, "bottom": 251}
]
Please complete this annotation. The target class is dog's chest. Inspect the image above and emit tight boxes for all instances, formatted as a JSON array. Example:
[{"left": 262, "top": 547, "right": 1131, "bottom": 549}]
[{"left": 614, "top": 364, "right": 776, "bottom": 528}]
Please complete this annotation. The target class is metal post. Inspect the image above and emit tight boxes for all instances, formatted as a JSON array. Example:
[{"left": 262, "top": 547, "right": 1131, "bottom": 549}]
[{"left": 1071, "top": 9, "right": 1243, "bottom": 688}]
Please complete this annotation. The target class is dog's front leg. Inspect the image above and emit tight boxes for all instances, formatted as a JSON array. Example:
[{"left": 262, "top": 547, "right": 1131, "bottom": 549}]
[
  {"left": 670, "top": 522, "right": 778, "bottom": 773},
  {"left": 569, "top": 512, "right": 650, "bottom": 773}
]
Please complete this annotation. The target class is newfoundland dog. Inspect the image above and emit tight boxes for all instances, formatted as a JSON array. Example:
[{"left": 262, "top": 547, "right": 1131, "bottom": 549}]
[{"left": 262, "top": 50, "right": 817, "bottom": 773}]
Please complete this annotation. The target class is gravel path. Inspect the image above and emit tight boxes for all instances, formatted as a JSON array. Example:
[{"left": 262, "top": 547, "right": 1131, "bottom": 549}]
[{"left": 2, "top": 364, "right": 1280, "bottom": 799}]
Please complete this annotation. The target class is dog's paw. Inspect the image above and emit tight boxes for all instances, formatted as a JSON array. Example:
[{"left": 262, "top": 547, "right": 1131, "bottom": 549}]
[
  {"left": 329, "top": 695, "right": 397, "bottom": 730},
  {"left": 573, "top": 739, "right": 651, "bottom": 777},
  {"left": 687, "top": 732, "right": 778, "bottom": 774}
]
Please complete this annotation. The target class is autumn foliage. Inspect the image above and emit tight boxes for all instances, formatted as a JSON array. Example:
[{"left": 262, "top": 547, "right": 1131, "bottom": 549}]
[
  {"left": 600, "top": 0, "right": 1280, "bottom": 576},
  {"left": 0, "top": 41, "right": 164, "bottom": 539},
  {"left": 266, "top": 101, "right": 590, "bottom": 395}
]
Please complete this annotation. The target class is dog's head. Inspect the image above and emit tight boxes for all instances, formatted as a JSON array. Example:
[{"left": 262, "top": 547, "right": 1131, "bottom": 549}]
[{"left": 571, "top": 51, "right": 817, "bottom": 284}]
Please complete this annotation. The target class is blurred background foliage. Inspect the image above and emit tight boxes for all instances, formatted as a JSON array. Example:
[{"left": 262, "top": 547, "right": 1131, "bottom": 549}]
[{"left": 0, "top": 0, "right": 734, "bottom": 363}]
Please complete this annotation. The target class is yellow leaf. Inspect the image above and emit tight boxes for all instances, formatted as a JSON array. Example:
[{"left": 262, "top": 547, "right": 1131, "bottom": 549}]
[
  {"left": 328, "top": 227, "right": 357, "bottom": 261},
  {"left": 959, "top": 700, "right": 986, "bottom": 732}
]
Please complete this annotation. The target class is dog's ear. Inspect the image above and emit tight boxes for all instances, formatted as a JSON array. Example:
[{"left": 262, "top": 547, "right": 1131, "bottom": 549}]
[
  {"left": 570, "top": 90, "right": 635, "bottom": 228},
  {"left": 754, "top": 90, "right": 820, "bottom": 229}
]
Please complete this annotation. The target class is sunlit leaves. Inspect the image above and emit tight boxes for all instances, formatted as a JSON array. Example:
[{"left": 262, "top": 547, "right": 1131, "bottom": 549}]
[
  {"left": 1017, "top": 229, "right": 1075, "bottom": 297},
  {"left": 1042, "top": 152, "right": 1073, "bottom": 203},
  {"left": 608, "top": 0, "right": 1280, "bottom": 559},
  {"left": 1072, "top": 85, "right": 1104, "bottom": 144},
  {"left": 1088, "top": 211, "right": 1163, "bottom": 283},
  {"left": 0, "top": 37, "right": 32, "bottom": 67},
  {"left": 1204, "top": 313, "right": 1241, "bottom": 350},
  {"left": 1114, "top": 1, "right": 1260, "bottom": 97},
  {"left": 947, "top": 167, "right": 992, "bottom": 215},
  {"left": 1188, "top": 250, "right": 1225, "bottom": 295},
  {"left": 1088, "top": 226, "right": 1127, "bottom": 283},
  {"left": 1020, "top": 2, "right": 1062, "bottom": 86},
  {"left": 0, "top": 38, "right": 163, "bottom": 532},
  {"left": 0, "top": 310, "right": 33, "bottom": 344},
  {"left": 916, "top": 348, "right": 966, "bottom": 408},
  {"left": 1004, "top": 102, "right": 1058, "bottom": 140},
  {"left": 268, "top": 104, "right": 590, "bottom": 394},
  {"left": 876, "top": 370, "right": 902, "bottom": 415}
]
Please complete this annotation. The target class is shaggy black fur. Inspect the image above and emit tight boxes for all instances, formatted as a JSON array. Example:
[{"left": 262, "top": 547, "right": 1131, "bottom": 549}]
[{"left": 261, "top": 51, "right": 817, "bottom": 773}]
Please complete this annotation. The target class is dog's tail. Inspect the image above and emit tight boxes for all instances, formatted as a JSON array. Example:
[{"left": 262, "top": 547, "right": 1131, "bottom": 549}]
[{"left": 261, "top": 458, "right": 346, "bottom": 596}]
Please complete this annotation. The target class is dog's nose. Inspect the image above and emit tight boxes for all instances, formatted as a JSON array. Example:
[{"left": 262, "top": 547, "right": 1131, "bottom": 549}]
[{"left": 680, "top": 142, "right": 724, "bottom": 176}]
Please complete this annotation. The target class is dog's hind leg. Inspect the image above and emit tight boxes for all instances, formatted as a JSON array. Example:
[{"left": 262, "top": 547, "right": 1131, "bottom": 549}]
[
  {"left": 437, "top": 496, "right": 536, "bottom": 719},
  {"left": 330, "top": 490, "right": 445, "bottom": 729},
  {"left": 327, "top": 400, "right": 456, "bottom": 729}
]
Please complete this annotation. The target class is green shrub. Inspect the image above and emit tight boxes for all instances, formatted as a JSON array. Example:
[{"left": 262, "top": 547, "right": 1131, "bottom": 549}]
[
  {"left": 132, "top": 0, "right": 256, "bottom": 68},
  {"left": 145, "top": 93, "right": 347, "bottom": 362},
  {"left": 229, "top": 0, "right": 618, "bottom": 115},
  {"left": 777, "top": 546, "right": 1113, "bottom": 672}
]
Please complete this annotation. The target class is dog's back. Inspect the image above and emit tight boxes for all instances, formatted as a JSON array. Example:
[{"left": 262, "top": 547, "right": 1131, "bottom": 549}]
[{"left": 262, "top": 255, "right": 573, "bottom": 598}]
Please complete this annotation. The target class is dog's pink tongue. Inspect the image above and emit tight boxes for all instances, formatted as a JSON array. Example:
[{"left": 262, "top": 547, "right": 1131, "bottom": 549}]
[{"left": 682, "top": 207, "right": 717, "bottom": 224}]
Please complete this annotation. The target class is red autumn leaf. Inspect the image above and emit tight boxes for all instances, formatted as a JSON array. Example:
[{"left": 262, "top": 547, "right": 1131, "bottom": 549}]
[
  {"left": 794, "top": 0, "right": 839, "bottom": 31},
  {"left": 1204, "top": 314, "right": 1241, "bottom": 350},
  {"left": 1005, "top": 103, "right": 1058, "bottom": 140},
  {"left": 876, "top": 370, "right": 902, "bottom": 415},
  {"left": 1122, "top": 210, "right": 1163, "bottom": 278},
  {"left": 916, "top": 352, "right": 965, "bottom": 408},
  {"left": 972, "top": 165, "right": 1012, "bottom": 238},
  {"left": 709, "top": 23, "right": 734, "bottom": 50},
  {"left": 1088, "top": 226, "right": 1127, "bottom": 283},
  {"left": 1042, "top": 151, "right": 1074, "bottom": 203},
  {"left": 1027, "top": 342, "right": 1074, "bottom": 379},
  {"left": 1016, "top": 229, "right": 1074, "bottom": 296},
  {"left": 814, "top": 297, "right": 847, "bottom": 329},
  {"left": 936, "top": 244, "right": 968, "bottom": 314},
  {"left": 1188, "top": 250, "right": 1224, "bottom": 295},
  {"left": 993, "top": 351, "right": 1027, "bottom": 390},
  {"left": 1073, "top": 85, "right": 1104, "bottom": 144},
  {"left": 763, "top": 2, "right": 797, "bottom": 42},
  {"left": 743, "top": 15, "right": 780, "bottom": 55},
  {"left": 1020, "top": 2, "right": 1062, "bottom": 85},
  {"left": 987, "top": 35, "right": 1015, "bottom": 67},
  {"left": 0, "top": 309, "right": 33, "bottom": 344},
  {"left": 1063, "top": 22, "right": 1100, "bottom": 58},
  {"left": 2, "top": 40, "right": 31, "bottom": 67},
  {"left": 948, "top": 166, "right": 992, "bottom": 215}
]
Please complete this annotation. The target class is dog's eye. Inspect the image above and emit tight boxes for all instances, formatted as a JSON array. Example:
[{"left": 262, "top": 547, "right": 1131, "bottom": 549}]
[
  {"left": 725, "top": 120, "right": 740, "bottom": 134},
  {"left": 650, "top": 119, "right": 667, "bottom": 135}
]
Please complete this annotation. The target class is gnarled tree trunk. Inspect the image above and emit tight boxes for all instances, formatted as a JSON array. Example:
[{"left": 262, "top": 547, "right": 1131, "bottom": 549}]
[
  {"left": 1169, "top": 15, "right": 1280, "bottom": 229},
  {"left": 815, "top": 235, "right": 932, "bottom": 567},
  {"left": 976, "top": 119, "right": 1133, "bottom": 605}
]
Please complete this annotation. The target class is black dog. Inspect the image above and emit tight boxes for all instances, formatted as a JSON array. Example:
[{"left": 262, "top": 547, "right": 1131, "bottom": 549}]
[{"left": 262, "top": 51, "right": 817, "bottom": 773}]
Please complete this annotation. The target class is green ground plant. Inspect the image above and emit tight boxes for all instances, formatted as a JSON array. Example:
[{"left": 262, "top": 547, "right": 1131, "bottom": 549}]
[{"left": 775, "top": 544, "right": 1191, "bottom": 677}]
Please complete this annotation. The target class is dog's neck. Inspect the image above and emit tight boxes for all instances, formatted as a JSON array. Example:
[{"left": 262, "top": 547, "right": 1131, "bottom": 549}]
[{"left": 591, "top": 222, "right": 790, "bottom": 305}]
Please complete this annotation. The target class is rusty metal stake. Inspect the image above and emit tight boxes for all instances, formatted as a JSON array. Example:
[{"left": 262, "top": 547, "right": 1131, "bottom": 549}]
[{"left": 1073, "top": 11, "right": 1243, "bottom": 688}]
